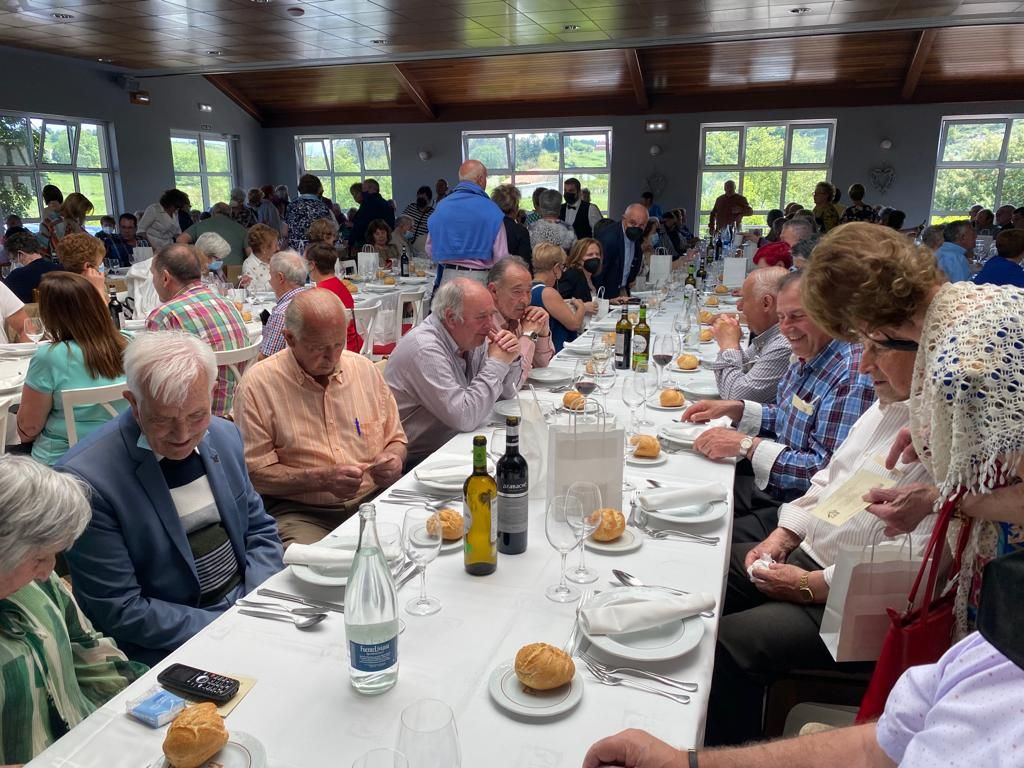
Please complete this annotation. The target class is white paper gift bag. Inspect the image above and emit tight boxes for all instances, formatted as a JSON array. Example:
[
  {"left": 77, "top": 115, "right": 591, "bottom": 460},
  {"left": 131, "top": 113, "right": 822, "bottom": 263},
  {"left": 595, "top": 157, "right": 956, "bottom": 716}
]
[
  {"left": 518, "top": 395, "right": 549, "bottom": 500},
  {"left": 545, "top": 410, "right": 623, "bottom": 509},
  {"left": 820, "top": 538, "right": 921, "bottom": 663}
]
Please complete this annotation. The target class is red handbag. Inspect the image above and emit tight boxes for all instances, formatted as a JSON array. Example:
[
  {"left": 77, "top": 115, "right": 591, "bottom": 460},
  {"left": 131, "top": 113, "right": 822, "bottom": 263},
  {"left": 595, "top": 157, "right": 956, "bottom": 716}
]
[{"left": 855, "top": 490, "right": 973, "bottom": 722}]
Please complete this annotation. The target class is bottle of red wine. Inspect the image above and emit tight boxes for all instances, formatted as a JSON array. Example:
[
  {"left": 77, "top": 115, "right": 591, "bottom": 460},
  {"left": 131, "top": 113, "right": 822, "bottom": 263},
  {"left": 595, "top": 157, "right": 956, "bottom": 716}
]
[{"left": 496, "top": 416, "right": 529, "bottom": 555}]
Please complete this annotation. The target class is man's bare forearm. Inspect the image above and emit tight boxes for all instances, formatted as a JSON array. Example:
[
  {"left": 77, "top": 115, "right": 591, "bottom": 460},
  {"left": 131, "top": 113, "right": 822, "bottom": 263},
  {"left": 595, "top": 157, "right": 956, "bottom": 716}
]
[
  {"left": 701, "top": 724, "right": 893, "bottom": 768},
  {"left": 249, "top": 464, "right": 331, "bottom": 497}
]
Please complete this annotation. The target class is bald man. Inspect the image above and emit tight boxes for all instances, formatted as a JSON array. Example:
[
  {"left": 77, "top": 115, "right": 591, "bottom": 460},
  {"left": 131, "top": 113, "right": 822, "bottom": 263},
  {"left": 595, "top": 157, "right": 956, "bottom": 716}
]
[
  {"left": 594, "top": 203, "right": 649, "bottom": 299},
  {"left": 706, "top": 266, "right": 792, "bottom": 403},
  {"left": 426, "top": 160, "right": 510, "bottom": 287},
  {"left": 233, "top": 290, "right": 407, "bottom": 545}
]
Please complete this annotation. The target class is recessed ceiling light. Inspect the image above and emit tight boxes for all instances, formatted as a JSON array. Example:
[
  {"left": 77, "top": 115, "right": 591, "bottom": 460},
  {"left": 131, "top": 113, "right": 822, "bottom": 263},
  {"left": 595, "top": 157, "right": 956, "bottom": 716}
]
[
  {"left": 562, "top": 23, "right": 580, "bottom": 31},
  {"left": 286, "top": 6, "right": 304, "bottom": 15},
  {"left": 51, "top": 12, "right": 73, "bottom": 19},
  {"left": 206, "top": 49, "right": 222, "bottom": 55},
  {"left": 789, "top": 6, "right": 811, "bottom": 13},
  {"left": 198, "top": 103, "right": 213, "bottom": 112},
  {"left": 97, "top": 57, "right": 113, "bottom": 63},
  {"left": 249, "top": 0, "right": 271, "bottom": 3},
  {"left": 370, "top": 39, "right": 390, "bottom": 45}
]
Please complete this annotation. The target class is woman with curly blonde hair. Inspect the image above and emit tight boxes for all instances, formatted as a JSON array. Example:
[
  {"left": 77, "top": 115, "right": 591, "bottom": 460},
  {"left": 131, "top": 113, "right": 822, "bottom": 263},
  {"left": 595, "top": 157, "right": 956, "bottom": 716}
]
[{"left": 56, "top": 232, "right": 107, "bottom": 301}]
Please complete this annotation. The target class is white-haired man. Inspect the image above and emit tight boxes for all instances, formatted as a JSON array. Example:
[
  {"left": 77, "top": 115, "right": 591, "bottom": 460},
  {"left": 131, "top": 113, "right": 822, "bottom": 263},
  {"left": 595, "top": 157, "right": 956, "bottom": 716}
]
[
  {"left": 385, "top": 278, "right": 521, "bottom": 464},
  {"left": 234, "top": 290, "right": 407, "bottom": 545},
  {"left": 58, "top": 331, "right": 283, "bottom": 665},
  {"left": 259, "top": 250, "right": 308, "bottom": 359},
  {"left": 176, "top": 201, "right": 248, "bottom": 265}
]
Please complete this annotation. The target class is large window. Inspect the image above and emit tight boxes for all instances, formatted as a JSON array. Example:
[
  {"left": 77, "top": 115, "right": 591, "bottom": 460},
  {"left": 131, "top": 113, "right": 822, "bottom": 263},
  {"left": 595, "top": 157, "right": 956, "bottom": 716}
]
[
  {"left": 295, "top": 134, "right": 392, "bottom": 206},
  {"left": 930, "top": 115, "right": 1024, "bottom": 224},
  {"left": 0, "top": 112, "right": 114, "bottom": 225},
  {"left": 697, "top": 120, "right": 835, "bottom": 233},
  {"left": 170, "top": 131, "right": 236, "bottom": 211},
  {"left": 462, "top": 128, "right": 612, "bottom": 215}
]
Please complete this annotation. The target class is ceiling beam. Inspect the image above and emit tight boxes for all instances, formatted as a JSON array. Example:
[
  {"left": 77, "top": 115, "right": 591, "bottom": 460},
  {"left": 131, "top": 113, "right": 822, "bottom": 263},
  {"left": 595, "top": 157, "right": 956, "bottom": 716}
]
[
  {"left": 204, "top": 74, "right": 263, "bottom": 123},
  {"left": 624, "top": 48, "right": 649, "bottom": 110},
  {"left": 391, "top": 64, "right": 435, "bottom": 119},
  {"left": 901, "top": 28, "right": 938, "bottom": 100}
]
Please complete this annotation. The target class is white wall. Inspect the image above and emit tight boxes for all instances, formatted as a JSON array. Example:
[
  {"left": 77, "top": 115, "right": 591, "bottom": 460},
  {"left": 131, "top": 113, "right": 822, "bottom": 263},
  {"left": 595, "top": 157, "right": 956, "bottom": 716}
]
[
  {"left": 265, "top": 99, "right": 1023, "bottom": 226},
  {"left": 1, "top": 46, "right": 267, "bottom": 214}
]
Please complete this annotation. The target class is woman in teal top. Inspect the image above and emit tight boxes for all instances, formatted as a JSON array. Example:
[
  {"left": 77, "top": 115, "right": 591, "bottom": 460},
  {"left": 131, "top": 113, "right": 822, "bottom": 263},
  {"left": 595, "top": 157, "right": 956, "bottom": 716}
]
[
  {"left": 17, "top": 272, "right": 128, "bottom": 465},
  {"left": 530, "top": 242, "right": 588, "bottom": 352}
]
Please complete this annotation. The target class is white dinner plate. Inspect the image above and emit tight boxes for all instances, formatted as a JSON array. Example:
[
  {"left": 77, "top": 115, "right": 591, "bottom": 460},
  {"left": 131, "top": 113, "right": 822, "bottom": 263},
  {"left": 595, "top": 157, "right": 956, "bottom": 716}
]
[
  {"left": 150, "top": 732, "right": 266, "bottom": 768},
  {"left": 439, "top": 538, "right": 463, "bottom": 555},
  {"left": 560, "top": 344, "right": 593, "bottom": 357},
  {"left": 647, "top": 401, "right": 686, "bottom": 412},
  {"left": 586, "top": 527, "right": 643, "bottom": 554},
  {"left": 590, "top": 319, "right": 618, "bottom": 332},
  {"left": 668, "top": 364, "right": 702, "bottom": 374},
  {"left": 644, "top": 501, "right": 727, "bottom": 526},
  {"left": 527, "top": 367, "right": 572, "bottom": 384},
  {"left": 557, "top": 399, "right": 600, "bottom": 415},
  {"left": 719, "top": 296, "right": 740, "bottom": 304},
  {"left": 488, "top": 661, "right": 583, "bottom": 718},
  {"left": 398, "top": 276, "right": 429, "bottom": 284},
  {"left": 679, "top": 382, "right": 720, "bottom": 400},
  {"left": 581, "top": 588, "right": 705, "bottom": 662},
  {"left": 290, "top": 563, "right": 349, "bottom": 587},
  {"left": 362, "top": 283, "right": 399, "bottom": 293},
  {"left": 493, "top": 400, "right": 522, "bottom": 418},
  {"left": 415, "top": 456, "right": 495, "bottom": 492},
  {"left": 625, "top": 452, "right": 668, "bottom": 467}
]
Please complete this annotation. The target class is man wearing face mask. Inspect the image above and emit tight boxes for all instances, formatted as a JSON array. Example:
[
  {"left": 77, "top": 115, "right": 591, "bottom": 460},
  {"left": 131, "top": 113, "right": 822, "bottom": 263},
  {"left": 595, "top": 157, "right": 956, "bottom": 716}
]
[
  {"left": 2, "top": 230, "right": 62, "bottom": 304},
  {"left": 400, "top": 185, "right": 434, "bottom": 256},
  {"left": 560, "top": 177, "right": 600, "bottom": 239},
  {"left": 594, "top": 203, "right": 648, "bottom": 300}
]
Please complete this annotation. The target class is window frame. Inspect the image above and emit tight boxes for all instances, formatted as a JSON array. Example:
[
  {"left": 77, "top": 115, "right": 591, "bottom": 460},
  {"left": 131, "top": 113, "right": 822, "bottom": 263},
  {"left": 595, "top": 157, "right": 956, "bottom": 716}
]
[
  {"left": 0, "top": 109, "right": 117, "bottom": 225},
  {"left": 929, "top": 114, "right": 1024, "bottom": 223},
  {"left": 696, "top": 119, "right": 836, "bottom": 232},
  {"left": 460, "top": 127, "right": 613, "bottom": 214},
  {"left": 293, "top": 132, "right": 393, "bottom": 205},
  {"left": 169, "top": 130, "right": 238, "bottom": 211}
]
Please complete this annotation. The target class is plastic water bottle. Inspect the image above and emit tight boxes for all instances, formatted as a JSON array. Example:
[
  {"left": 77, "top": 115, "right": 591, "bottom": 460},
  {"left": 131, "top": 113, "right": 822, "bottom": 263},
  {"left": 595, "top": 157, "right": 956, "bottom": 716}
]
[
  {"left": 344, "top": 503, "right": 399, "bottom": 695},
  {"left": 686, "top": 291, "right": 701, "bottom": 350}
]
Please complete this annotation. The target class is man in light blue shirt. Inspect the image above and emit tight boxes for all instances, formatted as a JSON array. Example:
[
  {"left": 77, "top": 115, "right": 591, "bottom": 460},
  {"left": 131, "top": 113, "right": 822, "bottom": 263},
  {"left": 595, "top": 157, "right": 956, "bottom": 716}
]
[{"left": 934, "top": 219, "right": 974, "bottom": 282}]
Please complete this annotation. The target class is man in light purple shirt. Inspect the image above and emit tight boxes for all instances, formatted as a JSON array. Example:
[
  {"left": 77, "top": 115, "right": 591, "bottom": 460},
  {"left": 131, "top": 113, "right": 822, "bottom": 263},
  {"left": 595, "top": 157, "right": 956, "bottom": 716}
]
[{"left": 385, "top": 278, "right": 522, "bottom": 464}]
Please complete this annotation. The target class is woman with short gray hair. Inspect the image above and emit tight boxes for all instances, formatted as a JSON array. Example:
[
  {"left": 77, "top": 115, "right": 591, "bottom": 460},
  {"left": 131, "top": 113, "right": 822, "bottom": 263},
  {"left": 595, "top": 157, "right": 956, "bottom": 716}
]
[
  {"left": 491, "top": 183, "right": 532, "bottom": 266},
  {"left": 0, "top": 455, "right": 147, "bottom": 765},
  {"left": 195, "top": 231, "right": 232, "bottom": 285},
  {"left": 229, "top": 186, "right": 256, "bottom": 229},
  {"left": 528, "top": 188, "right": 576, "bottom": 254}
]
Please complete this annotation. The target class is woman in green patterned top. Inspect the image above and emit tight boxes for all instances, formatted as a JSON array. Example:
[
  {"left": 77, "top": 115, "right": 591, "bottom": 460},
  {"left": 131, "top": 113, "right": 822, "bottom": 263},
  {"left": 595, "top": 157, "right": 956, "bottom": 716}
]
[{"left": 0, "top": 456, "right": 146, "bottom": 766}]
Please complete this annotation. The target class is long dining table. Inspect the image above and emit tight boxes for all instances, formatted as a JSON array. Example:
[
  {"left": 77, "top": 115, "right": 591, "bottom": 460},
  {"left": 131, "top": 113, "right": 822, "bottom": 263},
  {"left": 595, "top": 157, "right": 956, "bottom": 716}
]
[{"left": 27, "top": 288, "right": 743, "bottom": 768}]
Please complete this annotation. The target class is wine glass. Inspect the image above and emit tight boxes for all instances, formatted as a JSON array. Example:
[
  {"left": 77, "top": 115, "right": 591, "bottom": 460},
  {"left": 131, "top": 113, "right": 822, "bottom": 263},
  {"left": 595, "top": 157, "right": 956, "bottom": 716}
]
[
  {"left": 620, "top": 370, "right": 644, "bottom": 436},
  {"left": 401, "top": 507, "right": 443, "bottom": 616},
  {"left": 22, "top": 317, "right": 45, "bottom": 344},
  {"left": 395, "top": 699, "right": 462, "bottom": 768},
  {"left": 634, "top": 364, "right": 659, "bottom": 427},
  {"left": 566, "top": 481, "right": 601, "bottom": 585},
  {"left": 593, "top": 358, "right": 616, "bottom": 412},
  {"left": 573, "top": 359, "right": 597, "bottom": 419},
  {"left": 651, "top": 333, "right": 679, "bottom": 390},
  {"left": 353, "top": 749, "right": 409, "bottom": 768},
  {"left": 544, "top": 494, "right": 582, "bottom": 603}
]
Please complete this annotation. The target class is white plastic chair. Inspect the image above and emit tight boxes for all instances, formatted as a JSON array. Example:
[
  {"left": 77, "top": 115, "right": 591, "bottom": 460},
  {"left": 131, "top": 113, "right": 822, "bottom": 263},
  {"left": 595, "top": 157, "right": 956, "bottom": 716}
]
[
  {"left": 352, "top": 299, "right": 381, "bottom": 358},
  {"left": 62, "top": 383, "right": 127, "bottom": 447},
  {"left": 212, "top": 339, "right": 262, "bottom": 384},
  {"left": 394, "top": 288, "right": 427, "bottom": 341},
  {"left": 0, "top": 394, "right": 17, "bottom": 453}
]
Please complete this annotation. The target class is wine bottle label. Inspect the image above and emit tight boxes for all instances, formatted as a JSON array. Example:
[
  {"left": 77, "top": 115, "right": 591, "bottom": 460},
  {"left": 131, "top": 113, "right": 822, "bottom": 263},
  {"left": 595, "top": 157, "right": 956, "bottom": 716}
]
[
  {"left": 497, "top": 490, "right": 528, "bottom": 534},
  {"left": 632, "top": 335, "right": 648, "bottom": 354},
  {"left": 349, "top": 636, "right": 397, "bottom": 672}
]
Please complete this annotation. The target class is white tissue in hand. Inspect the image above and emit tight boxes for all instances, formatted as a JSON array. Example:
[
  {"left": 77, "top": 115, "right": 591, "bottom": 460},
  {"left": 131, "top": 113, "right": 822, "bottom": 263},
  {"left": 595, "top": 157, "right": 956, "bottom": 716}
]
[{"left": 746, "top": 553, "right": 776, "bottom": 582}]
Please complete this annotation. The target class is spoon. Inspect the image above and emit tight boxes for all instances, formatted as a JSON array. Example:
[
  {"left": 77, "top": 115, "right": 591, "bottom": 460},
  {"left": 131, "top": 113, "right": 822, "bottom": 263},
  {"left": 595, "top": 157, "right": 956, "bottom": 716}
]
[
  {"left": 238, "top": 607, "right": 327, "bottom": 629},
  {"left": 236, "top": 599, "right": 325, "bottom": 617},
  {"left": 611, "top": 569, "right": 715, "bottom": 618}
]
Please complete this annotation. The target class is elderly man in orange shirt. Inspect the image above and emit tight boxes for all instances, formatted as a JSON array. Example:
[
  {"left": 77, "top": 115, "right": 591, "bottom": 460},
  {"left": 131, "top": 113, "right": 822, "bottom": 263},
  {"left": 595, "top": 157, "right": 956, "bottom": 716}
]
[{"left": 233, "top": 289, "right": 407, "bottom": 545}]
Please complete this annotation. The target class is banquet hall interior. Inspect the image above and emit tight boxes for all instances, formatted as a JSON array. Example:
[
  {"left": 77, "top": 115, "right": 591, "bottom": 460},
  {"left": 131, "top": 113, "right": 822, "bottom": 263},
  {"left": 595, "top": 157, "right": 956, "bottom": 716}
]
[{"left": 2, "top": 1, "right": 1024, "bottom": 767}]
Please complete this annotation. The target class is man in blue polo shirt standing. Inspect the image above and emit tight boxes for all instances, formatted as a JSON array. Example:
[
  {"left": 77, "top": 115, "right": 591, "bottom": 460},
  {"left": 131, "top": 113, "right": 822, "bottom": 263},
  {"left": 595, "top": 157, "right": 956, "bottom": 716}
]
[
  {"left": 427, "top": 160, "right": 508, "bottom": 287},
  {"left": 974, "top": 229, "right": 1024, "bottom": 288}
]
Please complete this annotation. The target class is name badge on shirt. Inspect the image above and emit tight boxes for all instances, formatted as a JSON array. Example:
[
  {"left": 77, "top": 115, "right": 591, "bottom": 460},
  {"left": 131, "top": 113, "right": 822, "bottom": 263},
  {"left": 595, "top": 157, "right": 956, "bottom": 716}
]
[{"left": 791, "top": 393, "right": 815, "bottom": 415}]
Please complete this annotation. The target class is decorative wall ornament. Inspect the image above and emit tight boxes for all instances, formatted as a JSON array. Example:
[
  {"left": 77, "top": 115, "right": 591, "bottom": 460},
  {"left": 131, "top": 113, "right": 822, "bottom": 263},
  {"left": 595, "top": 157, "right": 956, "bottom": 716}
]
[
  {"left": 870, "top": 163, "right": 895, "bottom": 195},
  {"left": 646, "top": 171, "right": 667, "bottom": 198}
]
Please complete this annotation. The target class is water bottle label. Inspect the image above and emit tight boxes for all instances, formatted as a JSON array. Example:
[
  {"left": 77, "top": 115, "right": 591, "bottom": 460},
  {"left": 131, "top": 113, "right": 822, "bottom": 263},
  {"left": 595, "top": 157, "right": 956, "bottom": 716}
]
[{"left": 349, "top": 636, "right": 398, "bottom": 673}]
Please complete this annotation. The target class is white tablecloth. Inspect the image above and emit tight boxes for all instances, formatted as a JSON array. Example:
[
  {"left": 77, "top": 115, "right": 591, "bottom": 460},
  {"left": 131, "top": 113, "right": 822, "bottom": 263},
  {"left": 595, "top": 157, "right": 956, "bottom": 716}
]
[{"left": 28, "top": 294, "right": 739, "bottom": 768}]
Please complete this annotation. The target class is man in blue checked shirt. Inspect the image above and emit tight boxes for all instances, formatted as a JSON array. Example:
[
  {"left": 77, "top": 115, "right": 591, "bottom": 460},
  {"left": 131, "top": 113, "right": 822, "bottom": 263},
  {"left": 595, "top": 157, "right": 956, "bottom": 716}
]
[{"left": 683, "top": 271, "right": 875, "bottom": 543}]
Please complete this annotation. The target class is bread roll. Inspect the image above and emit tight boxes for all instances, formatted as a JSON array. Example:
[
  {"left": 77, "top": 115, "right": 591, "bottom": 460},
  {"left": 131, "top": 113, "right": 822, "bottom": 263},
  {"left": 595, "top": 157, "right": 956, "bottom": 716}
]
[
  {"left": 705, "top": 296, "right": 719, "bottom": 307},
  {"left": 162, "top": 704, "right": 229, "bottom": 768},
  {"left": 563, "top": 391, "right": 586, "bottom": 410},
  {"left": 585, "top": 360, "right": 595, "bottom": 375},
  {"left": 343, "top": 279, "right": 359, "bottom": 294},
  {"left": 630, "top": 434, "right": 661, "bottom": 459},
  {"left": 427, "top": 507, "right": 463, "bottom": 541},
  {"left": 602, "top": 332, "right": 616, "bottom": 346},
  {"left": 700, "top": 328, "right": 714, "bottom": 342},
  {"left": 676, "top": 354, "right": 699, "bottom": 370},
  {"left": 376, "top": 269, "right": 388, "bottom": 280},
  {"left": 715, "top": 283, "right": 729, "bottom": 294},
  {"left": 415, "top": 269, "right": 427, "bottom": 277},
  {"left": 515, "top": 642, "right": 576, "bottom": 690},
  {"left": 660, "top": 389, "right": 685, "bottom": 407},
  {"left": 382, "top": 276, "right": 396, "bottom": 285},
  {"left": 699, "top": 310, "right": 715, "bottom": 324},
  {"left": 591, "top": 508, "right": 626, "bottom": 542}
]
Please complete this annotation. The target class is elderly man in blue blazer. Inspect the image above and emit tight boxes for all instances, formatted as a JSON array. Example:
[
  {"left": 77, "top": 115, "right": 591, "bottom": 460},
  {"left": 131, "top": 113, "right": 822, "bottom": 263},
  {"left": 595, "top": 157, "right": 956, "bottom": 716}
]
[
  {"left": 594, "top": 203, "right": 649, "bottom": 300},
  {"left": 58, "top": 331, "right": 283, "bottom": 665}
]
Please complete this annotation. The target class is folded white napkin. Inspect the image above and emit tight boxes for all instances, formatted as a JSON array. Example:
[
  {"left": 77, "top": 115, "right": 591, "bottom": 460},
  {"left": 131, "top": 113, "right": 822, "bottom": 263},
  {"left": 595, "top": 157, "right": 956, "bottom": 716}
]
[
  {"left": 638, "top": 482, "right": 728, "bottom": 512},
  {"left": 284, "top": 537, "right": 401, "bottom": 570},
  {"left": 415, "top": 465, "right": 471, "bottom": 484},
  {"left": 582, "top": 592, "right": 716, "bottom": 635},
  {"left": 661, "top": 417, "right": 731, "bottom": 443}
]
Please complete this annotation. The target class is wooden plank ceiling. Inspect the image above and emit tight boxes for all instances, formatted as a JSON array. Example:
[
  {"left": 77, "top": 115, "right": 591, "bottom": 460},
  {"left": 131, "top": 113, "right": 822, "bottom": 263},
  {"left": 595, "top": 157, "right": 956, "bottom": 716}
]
[{"left": 203, "top": 23, "right": 1024, "bottom": 126}]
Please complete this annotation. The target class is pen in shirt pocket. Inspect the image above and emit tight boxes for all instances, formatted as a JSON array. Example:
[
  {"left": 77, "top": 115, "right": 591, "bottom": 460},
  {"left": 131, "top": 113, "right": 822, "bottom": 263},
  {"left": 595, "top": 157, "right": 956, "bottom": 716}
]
[{"left": 354, "top": 418, "right": 363, "bottom": 438}]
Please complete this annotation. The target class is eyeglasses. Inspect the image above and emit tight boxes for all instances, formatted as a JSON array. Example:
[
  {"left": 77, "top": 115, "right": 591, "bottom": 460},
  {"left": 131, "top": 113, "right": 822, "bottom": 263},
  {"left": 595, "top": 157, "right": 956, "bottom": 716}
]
[{"left": 864, "top": 334, "right": 919, "bottom": 352}]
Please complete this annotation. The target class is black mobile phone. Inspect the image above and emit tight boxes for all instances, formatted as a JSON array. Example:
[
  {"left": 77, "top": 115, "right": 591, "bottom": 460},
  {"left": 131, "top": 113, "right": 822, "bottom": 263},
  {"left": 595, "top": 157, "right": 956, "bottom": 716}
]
[{"left": 157, "top": 663, "right": 240, "bottom": 703}]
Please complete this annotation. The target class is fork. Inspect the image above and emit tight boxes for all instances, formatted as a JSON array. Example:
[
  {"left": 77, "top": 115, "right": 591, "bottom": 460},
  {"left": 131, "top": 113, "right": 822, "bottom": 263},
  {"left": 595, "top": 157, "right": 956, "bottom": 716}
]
[
  {"left": 563, "top": 589, "right": 591, "bottom": 654},
  {"left": 577, "top": 650, "right": 698, "bottom": 693},
  {"left": 631, "top": 500, "right": 719, "bottom": 545},
  {"left": 578, "top": 656, "right": 690, "bottom": 705}
]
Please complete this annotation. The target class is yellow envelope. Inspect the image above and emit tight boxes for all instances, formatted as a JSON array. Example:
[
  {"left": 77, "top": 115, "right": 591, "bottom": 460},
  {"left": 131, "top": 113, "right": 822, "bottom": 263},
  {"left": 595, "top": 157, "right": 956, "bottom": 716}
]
[{"left": 811, "top": 469, "right": 897, "bottom": 527}]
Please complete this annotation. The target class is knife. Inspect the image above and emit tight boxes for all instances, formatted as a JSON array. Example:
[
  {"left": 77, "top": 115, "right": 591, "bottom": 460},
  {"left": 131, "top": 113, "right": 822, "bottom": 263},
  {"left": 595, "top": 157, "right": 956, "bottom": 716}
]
[{"left": 256, "top": 588, "right": 346, "bottom": 613}]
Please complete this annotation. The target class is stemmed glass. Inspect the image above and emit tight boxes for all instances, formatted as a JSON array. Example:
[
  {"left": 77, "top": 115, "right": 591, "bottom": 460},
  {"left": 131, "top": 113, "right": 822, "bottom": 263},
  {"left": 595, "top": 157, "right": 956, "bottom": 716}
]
[
  {"left": 353, "top": 749, "right": 409, "bottom": 768},
  {"left": 22, "top": 317, "right": 45, "bottom": 344},
  {"left": 634, "top": 364, "right": 659, "bottom": 427},
  {"left": 593, "top": 358, "right": 616, "bottom": 412},
  {"left": 395, "top": 699, "right": 462, "bottom": 768},
  {"left": 402, "top": 507, "right": 442, "bottom": 616},
  {"left": 566, "top": 481, "right": 601, "bottom": 585},
  {"left": 651, "top": 333, "right": 679, "bottom": 390},
  {"left": 673, "top": 312, "right": 690, "bottom": 351},
  {"left": 573, "top": 359, "right": 598, "bottom": 419},
  {"left": 621, "top": 370, "right": 645, "bottom": 436},
  {"left": 545, "top": 494, "right": 582, "bottom": 603}
]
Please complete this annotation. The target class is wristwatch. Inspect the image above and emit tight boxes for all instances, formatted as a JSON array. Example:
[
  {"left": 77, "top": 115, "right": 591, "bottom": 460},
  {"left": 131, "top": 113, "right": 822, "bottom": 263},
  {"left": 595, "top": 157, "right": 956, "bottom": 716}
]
[
  {"left": 521, "top": 331, "right": 538, "bottom": 342},
  {"left": 799, "top": 574, "right": 815, "bottom": 603},
  {"left": 738, "top": 436, "right": 754, "bottom": 458}
]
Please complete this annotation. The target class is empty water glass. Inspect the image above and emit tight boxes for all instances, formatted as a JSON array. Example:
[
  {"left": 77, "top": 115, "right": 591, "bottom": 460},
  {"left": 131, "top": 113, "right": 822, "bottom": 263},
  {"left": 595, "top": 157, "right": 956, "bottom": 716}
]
[
  {"left": 353, "top": 748, "right": 409, "bottom": 768},
  {"left": 566, "top": 481, "right": 601, "bottom": 585},
  {"left": 402, "top": 507, "right": 442, "bottom": 616},
  {"left": 545, "top": 495, "right": 582, "bottom": 603},
  {"left": 395, "top": 699, "right": 461, "bottom": 768}
]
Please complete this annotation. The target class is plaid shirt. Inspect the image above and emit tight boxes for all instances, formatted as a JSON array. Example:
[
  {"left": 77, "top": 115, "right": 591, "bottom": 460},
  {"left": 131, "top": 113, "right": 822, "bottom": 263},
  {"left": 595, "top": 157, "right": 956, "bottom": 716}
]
[
  {"left": 738, "top": 340, "right": 876, "bottom": 500},
  {"left": 260, "top": 285, "right": 307, "bottom": 358},
  {"left": 146, "top": 283, "right": 248, "bottom": 416},
  {"left": 708, "top": 323, "right": 792, "bottom": 403}
]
